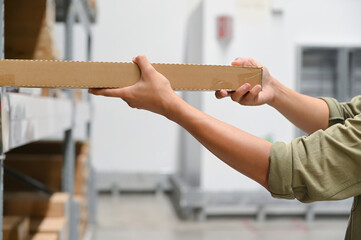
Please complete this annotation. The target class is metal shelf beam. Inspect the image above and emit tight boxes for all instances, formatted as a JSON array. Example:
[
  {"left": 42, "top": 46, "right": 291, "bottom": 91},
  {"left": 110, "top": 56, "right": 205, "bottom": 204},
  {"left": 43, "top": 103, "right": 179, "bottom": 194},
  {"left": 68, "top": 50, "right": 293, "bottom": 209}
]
[{"left": 0, "top": 0, "right": 5, "bottom": 238}]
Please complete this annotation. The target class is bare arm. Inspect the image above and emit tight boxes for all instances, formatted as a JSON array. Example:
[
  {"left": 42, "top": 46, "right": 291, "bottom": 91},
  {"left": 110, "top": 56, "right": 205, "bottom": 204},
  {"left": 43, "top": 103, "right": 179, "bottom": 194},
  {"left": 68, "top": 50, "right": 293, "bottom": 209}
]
[
  {"left": 167, "top": 95, "right": 272, "bottom": 190},
  {"left": 216, "top": 58, "right": 330, "bottom": 134},
  {"left": 268, "top": 79, "right": 329, "bottom": 134},
  {"left": 89, "top": 55, "right": 272, "bottom": 190}
]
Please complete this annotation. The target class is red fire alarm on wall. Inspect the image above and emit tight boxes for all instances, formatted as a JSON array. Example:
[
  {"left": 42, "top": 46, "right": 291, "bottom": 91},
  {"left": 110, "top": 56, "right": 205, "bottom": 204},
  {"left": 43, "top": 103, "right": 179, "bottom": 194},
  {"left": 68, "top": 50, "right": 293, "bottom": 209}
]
[{"left": 217, "top": 16, "right": 233, "bottom": 41}]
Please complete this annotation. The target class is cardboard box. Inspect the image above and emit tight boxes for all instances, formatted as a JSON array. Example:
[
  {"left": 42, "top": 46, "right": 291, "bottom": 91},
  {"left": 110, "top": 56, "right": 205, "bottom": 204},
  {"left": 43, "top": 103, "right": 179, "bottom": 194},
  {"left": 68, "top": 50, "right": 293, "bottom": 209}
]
[
  {"left": 74, "top": 195, "right": 89, "bottom": 239},
  {"left": 3, "top": 216, "right": 30, "bottom": 240},
  {"left": 74, "top": 143, "right": 90, "bottom": 196},
  {"left": 5, "top": 0, "right": 59, "bottom": 60},
  {"left": 8, "top": 141, "right": 64, "bottom": 155},
  {"left": 0, "top": 59, "right": 263, "bottom": 90},
  {"left": 5, "top": 141, "right": 87, "bottom": 193},
  {"left": 29, "top": 218, "right": 67, "bottom": 240},
  {"left": 74, "top": 153, "right": 90, "bottom": 196},
  {"left": 28, "top": 233, "right": 58, "bottom": 240},
  {"left": 8, "top": 141, "right": 85, "bottom": 155},
  {"left": 4, "top": 154, "right": 63, "bottom": 192},
  {"left": 4, "top": 192, "right": 70, "bottom": 218}
]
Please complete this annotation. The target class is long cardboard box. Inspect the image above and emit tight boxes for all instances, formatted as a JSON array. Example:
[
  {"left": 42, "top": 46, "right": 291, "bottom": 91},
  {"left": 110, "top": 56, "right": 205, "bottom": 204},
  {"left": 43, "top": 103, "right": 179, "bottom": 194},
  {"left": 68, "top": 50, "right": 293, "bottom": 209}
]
[{"left": 0, "top": 59, "right": 263, "bottom": 90}]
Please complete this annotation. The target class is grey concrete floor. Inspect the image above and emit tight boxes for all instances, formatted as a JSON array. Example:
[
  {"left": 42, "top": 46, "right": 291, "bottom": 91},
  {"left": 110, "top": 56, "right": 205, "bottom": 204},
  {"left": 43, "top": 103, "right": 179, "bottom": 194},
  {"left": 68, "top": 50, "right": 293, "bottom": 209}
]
[{"left": 94, "top": 193, "right": 348, "bottom": 240}]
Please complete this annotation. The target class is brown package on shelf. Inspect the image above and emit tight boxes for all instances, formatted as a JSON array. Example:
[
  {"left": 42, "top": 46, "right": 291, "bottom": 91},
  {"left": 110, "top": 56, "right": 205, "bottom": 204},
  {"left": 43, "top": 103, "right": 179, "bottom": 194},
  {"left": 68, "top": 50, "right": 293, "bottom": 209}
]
[
  {"left": 28, "top": 233, "right": 58, "bottom": 240},
  {"left": 4, "top": 154, "right": 63, "bottom": 192},
  {"left": 5, "top": 141, "right": 89, "bottom": 193},
  {"left": 3, "top": 216, "right": 30, "bottom": 240},
  {"left": 6, "top": 141, "right": 64, "bottom": 155},
  {"left": 5, "top": 0, "right": 60, "bottom": 60},
  {"left": 74, "top": 195, "right": 89, "bottom": 239},
  {"left": 74, "top": 148, "right": 90, "bottom": 196},
  {"left": 7, "top": 141, "right": 85, "bottom": 156},
  {"left": 5, "top": 141, "right": 65, "bottom": 193},
  {"left": 30, "top": 218, "right": 67, "bottom": 240},
  {"left": 4, "top": 192, "right": 70, "bottom": 218}
]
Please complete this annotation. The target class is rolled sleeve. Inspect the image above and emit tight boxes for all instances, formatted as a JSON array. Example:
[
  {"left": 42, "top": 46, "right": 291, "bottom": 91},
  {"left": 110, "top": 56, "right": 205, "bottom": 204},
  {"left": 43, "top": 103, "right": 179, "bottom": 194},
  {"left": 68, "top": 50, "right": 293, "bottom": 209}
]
[
  {"left": 320, "top": 97, "right": 346, "bottom": 126},
  {"left": 321, "top": 96, "right": 361, "bottom": 125},
  {"left": 269, "top": 115, "right": 361, "bottom": 203},
  {"left": 269, "top": 142, "right": 295, "bottom": 199},
  {"left": 269, "top": 95, "right": 361, "bottom": 203}
]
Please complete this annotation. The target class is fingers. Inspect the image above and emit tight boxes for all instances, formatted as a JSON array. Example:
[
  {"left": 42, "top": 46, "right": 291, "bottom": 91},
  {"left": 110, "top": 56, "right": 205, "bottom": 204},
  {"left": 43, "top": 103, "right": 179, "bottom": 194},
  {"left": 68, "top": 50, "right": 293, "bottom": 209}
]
[
  {"left": 236, "top": 84, "right": 262, "bottom": 104},
  {"left": 216, "top": 84, "right": 262, "bottom": 104},
  {"left": 229, "top": 83, "right": 251, "bottom": 102},
  {"left": 215, "top": 83, "right": 257, "bottom": 102},
  {"left": 249, "top": 85, "right": 262, "bottom": 97},
  {"left": 215, "top": 90, "right": 232, "bottom": 99}
]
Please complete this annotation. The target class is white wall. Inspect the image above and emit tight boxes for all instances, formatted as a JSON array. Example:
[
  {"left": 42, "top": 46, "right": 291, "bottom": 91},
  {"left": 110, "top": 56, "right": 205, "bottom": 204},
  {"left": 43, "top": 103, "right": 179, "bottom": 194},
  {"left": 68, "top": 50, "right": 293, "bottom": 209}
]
[
  {"left": 199, "top": 0, "right": 361, "bottom": 191},
  {"left": 89, "top": 0, "right": 201, "bottom": 174},
  {"left": 59, "top": 0, "right": 361, "bottom": 190}
]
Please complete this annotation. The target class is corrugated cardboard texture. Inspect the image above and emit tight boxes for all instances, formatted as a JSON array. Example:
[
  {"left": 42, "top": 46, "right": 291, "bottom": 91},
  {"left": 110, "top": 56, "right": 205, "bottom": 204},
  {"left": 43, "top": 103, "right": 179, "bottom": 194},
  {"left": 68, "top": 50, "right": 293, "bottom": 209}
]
[{"left": 0, "top": 60, "right": 263, "bottom": 90}]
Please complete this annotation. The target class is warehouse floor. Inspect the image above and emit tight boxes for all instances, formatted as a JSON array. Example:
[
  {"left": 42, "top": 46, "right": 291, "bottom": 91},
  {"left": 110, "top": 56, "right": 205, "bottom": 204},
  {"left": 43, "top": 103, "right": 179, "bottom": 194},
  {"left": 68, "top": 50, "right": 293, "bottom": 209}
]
[{"left": 94, "top": 193, "right": 348, "bottom": 240}]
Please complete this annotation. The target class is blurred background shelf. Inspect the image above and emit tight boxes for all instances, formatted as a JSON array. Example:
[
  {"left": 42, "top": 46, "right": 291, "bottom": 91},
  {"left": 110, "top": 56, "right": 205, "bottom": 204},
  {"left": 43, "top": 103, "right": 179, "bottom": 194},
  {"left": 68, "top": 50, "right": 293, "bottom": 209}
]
[
  {"left": 0, "top": 0, "right": 96, "bottom": 239},
  {"left": 1, "top": 93, "right": 72, "bottom": 153}
]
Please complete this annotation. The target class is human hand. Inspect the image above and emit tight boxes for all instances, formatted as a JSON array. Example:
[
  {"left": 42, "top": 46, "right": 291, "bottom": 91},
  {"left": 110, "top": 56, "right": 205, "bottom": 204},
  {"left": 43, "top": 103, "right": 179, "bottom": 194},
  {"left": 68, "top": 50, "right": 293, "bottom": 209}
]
[
  {"left": 88, "top": 55, "right": 179, "bottom": 116},
  {"left": 215, "top": 58, "right": 276, "bottom": 106}
]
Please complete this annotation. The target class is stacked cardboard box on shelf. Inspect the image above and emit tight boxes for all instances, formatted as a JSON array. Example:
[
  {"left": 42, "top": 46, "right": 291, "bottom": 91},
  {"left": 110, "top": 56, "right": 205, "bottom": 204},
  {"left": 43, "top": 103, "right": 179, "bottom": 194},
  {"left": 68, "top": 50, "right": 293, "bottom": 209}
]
[
  {"left": 4, "top": 193, "right": 69, "bottom": 240},
  {"left": 29, "top": 218, "right": 67, "bottom": 240},
  {"left": 74, "top": 142, "right": 91, "bottom": 239},
  {"left": 5, "top": 0, "right": 59, "bottom": 60},
  {"left": 5, "top": 141, "right": 64, "bottom": 193},
  {"left": 3, "top": 216, "right": 30, "bottom": 240},
  {"left": 3, "top": 141, "right": 91, "bottom": 240}
]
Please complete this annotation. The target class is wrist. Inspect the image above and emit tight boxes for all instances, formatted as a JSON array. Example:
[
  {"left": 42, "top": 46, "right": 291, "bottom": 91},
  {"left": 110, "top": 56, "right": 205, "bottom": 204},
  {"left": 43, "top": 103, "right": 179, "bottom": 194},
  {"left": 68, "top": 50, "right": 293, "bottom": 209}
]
[
  {"left": 267, "top": 77, "right": 284, "bottom": 108},
  {"left": 162, "top": 92, "right": 186, "bottom": 121}
]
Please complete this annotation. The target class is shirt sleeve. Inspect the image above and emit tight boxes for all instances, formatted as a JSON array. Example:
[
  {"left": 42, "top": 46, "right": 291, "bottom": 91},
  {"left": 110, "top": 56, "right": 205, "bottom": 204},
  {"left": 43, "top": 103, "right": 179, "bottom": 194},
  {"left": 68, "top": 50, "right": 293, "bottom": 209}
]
[
  {"left": 322, "top": 96, "right": 361, "bottom": 125},
  {"left": 269, "top": 96, "right": 361, "bottom": 203}
]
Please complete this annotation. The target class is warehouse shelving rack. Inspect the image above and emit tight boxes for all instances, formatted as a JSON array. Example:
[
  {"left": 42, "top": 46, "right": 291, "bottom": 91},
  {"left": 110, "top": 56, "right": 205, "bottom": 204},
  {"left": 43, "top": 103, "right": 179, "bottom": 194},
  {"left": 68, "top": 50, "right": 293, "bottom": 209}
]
[{"left": 0, "top": 0, "right": 96, "bottom": 240}]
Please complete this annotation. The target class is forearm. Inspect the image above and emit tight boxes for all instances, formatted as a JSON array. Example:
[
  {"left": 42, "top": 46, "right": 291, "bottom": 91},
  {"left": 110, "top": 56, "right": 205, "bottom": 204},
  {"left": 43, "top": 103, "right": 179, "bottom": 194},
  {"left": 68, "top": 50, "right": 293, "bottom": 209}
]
[
  {"left": 269, "top": 79, "right": 330, "bottom": 134},
  {"left": 166, "top": 95, "right": 272, "bottom": 190}
]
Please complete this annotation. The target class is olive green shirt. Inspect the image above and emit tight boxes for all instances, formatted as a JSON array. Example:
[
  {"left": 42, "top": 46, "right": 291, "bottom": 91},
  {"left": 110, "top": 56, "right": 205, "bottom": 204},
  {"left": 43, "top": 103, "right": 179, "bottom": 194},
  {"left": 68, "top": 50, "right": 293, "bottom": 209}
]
[{"left": 269, "top": 96, "right": 361, "bottom": 240}]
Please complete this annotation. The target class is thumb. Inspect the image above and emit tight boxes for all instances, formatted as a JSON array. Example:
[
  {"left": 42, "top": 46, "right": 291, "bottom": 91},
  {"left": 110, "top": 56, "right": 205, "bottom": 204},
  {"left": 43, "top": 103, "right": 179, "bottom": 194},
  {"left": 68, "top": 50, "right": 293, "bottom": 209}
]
[
  {"left": 88, "top": 87, "right": 131, "bottom": 99},
  {"left": 232, "top": 57, "right": 259, "bottom": 67},
  {"left": 133, "top": 55, "right": 155, "bottom": 75}
]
